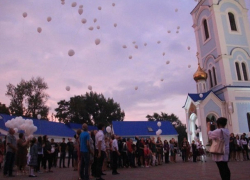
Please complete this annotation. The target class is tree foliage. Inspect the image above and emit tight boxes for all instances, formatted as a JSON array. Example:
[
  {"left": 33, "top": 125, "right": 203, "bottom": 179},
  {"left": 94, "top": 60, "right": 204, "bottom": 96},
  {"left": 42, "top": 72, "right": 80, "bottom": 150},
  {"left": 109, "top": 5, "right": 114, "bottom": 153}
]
[
  {"left": 146, "top": 112, "right": 187, "bottom": 145},
  {"left": 55, "top": 91, "right": 125, "bottom": 125},
  {"left": 6, "top": 77, "right": 49, "bottom": 119},
  {"left": 0, "top": 102, "right": 10, "bottom": 114}
]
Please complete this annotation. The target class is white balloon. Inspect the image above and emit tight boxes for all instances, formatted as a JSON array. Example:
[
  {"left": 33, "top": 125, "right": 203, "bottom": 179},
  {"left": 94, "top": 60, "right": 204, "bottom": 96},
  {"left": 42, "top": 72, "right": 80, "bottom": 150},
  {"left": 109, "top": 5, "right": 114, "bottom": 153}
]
[
  {"left": 163, "top": 52, "right": 165, "bottom": 56},
  {"left": 156, "top": 130, "right": 160, "bottom": 136},
  {"left": 112, "top": 3, "right": 115, "bottom": 6},
  {"left": 177, "top": 26, "right": 180, "bottom": 29},
  {"left": 144, "top": 43, "right": 147, "bottom": 46},
  {"left": 68, "top": 49, "right": 75, "bottom": 56},
  {"left": 66, "top": 86, "right": 70, "bottom": 91},
  {"left": 175, "top": 8, "right": 178, "bottom": 12},
  {"left": 37, "top": 27, "right": 42, "bottom": 33},
  {"left": 47, "top": 16, "right": 52, "bottom": 22},
  {"left": 96, "top": 25, "right": 100, "bottom": 29},
  {"left": 135, "top": 45, "right": 138, "bottom": 49},
  {"left": 37, "top": 114, "right": 41, "bottom": 119},
  {"left": 94, "top": 18, "right": 97, "bottom": 23},
  {"left": 72, "top": 2, "right": 77, "bottom": 7},
  {"left": 166, "top": 61, "right": 170, "bottom": 64},
  {"left": 188, "top": 65, "right": 191, "bottom": 68},
  {"left": 132, "top": 41, "right": 136, "bottom": 44},
  {"left": 98, "top": 6, "right": 102, "bottom": 10},
  {"left": 106, "top": 126, "right": 111, "bottom": 133},
  {"left": 23, "top": 12, "right": 27, "bottom": 18},
  {"left": 88, "top": 85, "right": 92, "bottom": 91},
  {"left": 161, "top": 78, "right": 164, "bottom": 81},
  {"left": 199, "top": 93, "right": 203, "bottom": 98},
  {"left": 176, "top": 31, "right": 179, "bottom": 34},
  {"left": 167, "top": 30, "right": 171, "bottom": 33},
  {"left": 114, "top": 23, "right": 117, "bottom": 27},
  {"left": 78, "top": 9, "right": 83, "bottom": 15},
  {"left": 122, "top": 45, "right": 127, "bottom": 48},
  {"left": 157, "top": 41, "right": 161, "bottom": 44},
  {"left": 157, "top": 121, "right": 161, "bottom": 127},
  {"left": 158, "top": 129, "right": 162, "bottom": 134},
  {"left": 79, "top": 5, "right": 83, "bottom": 8},
  {"left": 135, "top": 86, "right": 138, "bottom": 90},
  {"left": 14, "top": 128, "right": 18, "bottom": 134},
  {"left": 95, "top": 38, "right": 101, "bottom": 45},
  {"left": 88, "top": 26, "right": 94, "bottom": 30},
  {"left": 129, "top": 55, "right": 132, "bottom": 59},
  {"left": 61, "top": 1, "right": 65, "bottom": 5},
  {"left": 81, "top": 18, "right": 87, "bottom": 24},
  {"left": 188, "top": 46, "right": 191, "bottom": 50}
]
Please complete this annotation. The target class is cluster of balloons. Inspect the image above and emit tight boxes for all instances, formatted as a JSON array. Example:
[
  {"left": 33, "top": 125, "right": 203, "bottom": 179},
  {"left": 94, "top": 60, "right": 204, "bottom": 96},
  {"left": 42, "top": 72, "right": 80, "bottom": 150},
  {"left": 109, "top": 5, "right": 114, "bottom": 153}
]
[{"left": 5, "top": 116, "right": 38, "bottom": 138}]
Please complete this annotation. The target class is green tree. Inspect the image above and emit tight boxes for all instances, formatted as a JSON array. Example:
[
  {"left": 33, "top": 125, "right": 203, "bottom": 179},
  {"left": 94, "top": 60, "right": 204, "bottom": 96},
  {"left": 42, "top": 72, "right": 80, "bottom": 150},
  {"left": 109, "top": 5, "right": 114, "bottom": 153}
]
[
  {"left": 146, "top": 112, "right": 187, "bottom": 145},
  {"left": 0, "top": 102, "right": 10, "bottom": 114},
  {"left": 55, "top": 91, "right": 125, "bottom": 125},
  {"left": 6, "top": 77, "right": 49, "bottom": 119}
]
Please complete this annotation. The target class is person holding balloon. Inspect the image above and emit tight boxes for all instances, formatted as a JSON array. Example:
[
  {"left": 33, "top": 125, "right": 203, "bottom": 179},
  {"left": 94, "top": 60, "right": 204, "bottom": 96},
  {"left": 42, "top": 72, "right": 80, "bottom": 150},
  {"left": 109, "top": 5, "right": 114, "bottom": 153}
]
[{"left": 16, "top": 133, "right": 29, "bottom": 175}]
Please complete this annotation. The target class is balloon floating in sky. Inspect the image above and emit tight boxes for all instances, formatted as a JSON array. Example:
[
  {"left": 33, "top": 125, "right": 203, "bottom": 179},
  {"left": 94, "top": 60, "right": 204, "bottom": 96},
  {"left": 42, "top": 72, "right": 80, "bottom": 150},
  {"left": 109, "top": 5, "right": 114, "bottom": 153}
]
[
  {"left": 98, "top": 6, "right": 102, "bottom": 10},
  {"left": 95, "top": 38, "right": 101, "bottom": 45},
  {"left": 163, "top": 52, "right": 165, "bottom": 56},
  {"left": 166, "top": 61, "right": 170, "bottom": 64},
  {"left": 135, "top": 86, "right": 138, "bottom": 90},
  {"left": 94, "top": 18, "right": 97, "bottom": 23},
  {"left": 88, "top": 26, "right": 94, "bottom": 31},
  {"left": 23, "top": 12, "right": 27, "bottom": 18},
  {"left": 157, "top": 41, "right": 161, "bottom": 44},
  {"left": 81, "top": 18, "right": 87, "bottom": 24},
  {"left": 135, "top": 45, "right": 138, "bottom": 49},
  {"left": 188, "top": 46, "right": 191, "bottom": 50},
  {"left": 129, "top": 55, "right": 132, "bottom": 59},
  {"left": 122, "top": 45, "right": 127, "bottom": 48},
  {"left": 175, "top": 8, "right": 178, "bottom": 12},
  {"left": 144, "top": 43, "right": 147, "bottom": 46},
  {"left": 188, "top": 65, "right": 191, "bottom": 68},
  {"left": 88, "top": 85, "right": 92, "bottom": 91},
  {"left": 66, "top": 86, "right": 70, "bottom": 91},
  {"left": 37, "top": 27, "right": 42, "bottom": 33},
  {"left": 161, "top": 79, "right": 164, "bottom": 81},
  {"left": 112, "top": 3, "right": 115, "bottom": 6},
  {"left": 132, "top": 41, "right": 136, "bottom": 44},
  {"left": 78, "top": 9, "right": 83, "bottom": 15},
  {"left": 47, "top": 16, "right": 52, "bottom": 22},
  {"left": 114, "top": 23, "right": 117, "bottom": 27},
  {"left": 72, "top": 2, "right": 77, "bottom": 7},
  {"left": 96, "top": 25, "right": 100, "bottom": 29},
  {"left": 177, "top": 26, "right": 180, "bottom": 29},
  {"left": 61, "top": 1, "right": 65, "bottom": 5},
  {"left": 37, "top": 114, "right": 41, "bottom": 120},
  {"left": 68, "top": 49, "right": 75, "bottom": 57},
  {"left": 199, "top": 93, "right": 203, "bottom": 98},
  {"left": 176, "top": 31, "right": 179, "bottom": 33},
  {"left": 79, "top": 5, "right": 83, "bottom": 8},
  {"left": 168, "top": 30, "right": 171, "bottom": 33}
]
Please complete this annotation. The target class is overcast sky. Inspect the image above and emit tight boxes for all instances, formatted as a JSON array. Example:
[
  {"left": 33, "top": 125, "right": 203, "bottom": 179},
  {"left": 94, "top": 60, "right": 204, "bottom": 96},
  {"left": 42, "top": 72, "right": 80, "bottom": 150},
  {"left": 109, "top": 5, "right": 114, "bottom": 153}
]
[{"left": 0, "top": 0, "right": 250, "bottom": 123}]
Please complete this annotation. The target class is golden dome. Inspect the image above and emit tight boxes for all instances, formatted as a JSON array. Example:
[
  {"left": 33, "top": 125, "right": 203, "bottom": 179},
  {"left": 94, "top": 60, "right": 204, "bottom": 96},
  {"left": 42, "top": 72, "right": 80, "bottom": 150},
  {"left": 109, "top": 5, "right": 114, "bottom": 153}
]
[{"left": 193, "top": 63, "right": 207, "bottom": 82}]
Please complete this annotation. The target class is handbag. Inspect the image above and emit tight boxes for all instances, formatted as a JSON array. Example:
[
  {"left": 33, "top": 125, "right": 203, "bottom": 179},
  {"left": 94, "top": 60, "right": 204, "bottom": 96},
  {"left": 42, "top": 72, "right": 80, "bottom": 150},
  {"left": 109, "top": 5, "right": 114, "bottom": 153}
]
[{"left": 210, "top": 129, "right": 225, "bottom": 155}]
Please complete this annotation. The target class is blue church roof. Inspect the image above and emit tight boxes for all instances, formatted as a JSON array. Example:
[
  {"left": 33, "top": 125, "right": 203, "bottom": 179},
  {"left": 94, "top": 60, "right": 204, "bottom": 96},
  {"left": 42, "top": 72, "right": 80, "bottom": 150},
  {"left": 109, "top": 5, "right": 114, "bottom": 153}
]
[
  {"left": 112, "top": 121, "right": 178, "bottom": 136},
  {"left": 0, "top": 114, "right": 76, "bottom": 137},
  {"left": 188, "top": 90, "right": 212, "bottom": 102}
]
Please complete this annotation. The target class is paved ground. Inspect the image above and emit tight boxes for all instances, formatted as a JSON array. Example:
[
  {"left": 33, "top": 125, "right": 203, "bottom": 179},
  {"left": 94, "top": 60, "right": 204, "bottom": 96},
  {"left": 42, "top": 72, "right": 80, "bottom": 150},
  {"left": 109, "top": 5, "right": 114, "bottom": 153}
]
[{"left": 1, "top": 156, "right": 250, "bottom": 180}]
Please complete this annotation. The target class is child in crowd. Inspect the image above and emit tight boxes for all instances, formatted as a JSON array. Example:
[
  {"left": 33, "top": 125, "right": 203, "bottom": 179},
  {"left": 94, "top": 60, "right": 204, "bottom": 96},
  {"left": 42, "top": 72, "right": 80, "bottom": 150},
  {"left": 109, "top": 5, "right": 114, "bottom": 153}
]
[
  {"left": 144, "top": 145, "right": 150, "bottom": 167},
  {"left": 28, "top": 137, "right": 38, "bottom": 177}
]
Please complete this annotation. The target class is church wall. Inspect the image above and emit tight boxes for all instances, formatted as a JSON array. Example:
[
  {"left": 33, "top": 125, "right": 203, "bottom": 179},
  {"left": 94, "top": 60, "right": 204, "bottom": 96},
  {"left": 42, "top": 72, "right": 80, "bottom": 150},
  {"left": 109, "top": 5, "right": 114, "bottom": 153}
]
[
  {"left": 204, "top": 99, "right": 222, "bottom": 117},
  {"left": 235, "top": 102, "right": 250, "bottom": 133}
]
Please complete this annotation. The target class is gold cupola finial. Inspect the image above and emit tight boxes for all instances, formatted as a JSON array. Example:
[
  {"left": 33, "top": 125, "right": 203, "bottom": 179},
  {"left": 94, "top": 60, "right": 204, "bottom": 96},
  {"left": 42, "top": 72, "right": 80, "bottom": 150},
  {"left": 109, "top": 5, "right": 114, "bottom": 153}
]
[{"left": 193, "top": 52, "right": 207, "bottom": 82}]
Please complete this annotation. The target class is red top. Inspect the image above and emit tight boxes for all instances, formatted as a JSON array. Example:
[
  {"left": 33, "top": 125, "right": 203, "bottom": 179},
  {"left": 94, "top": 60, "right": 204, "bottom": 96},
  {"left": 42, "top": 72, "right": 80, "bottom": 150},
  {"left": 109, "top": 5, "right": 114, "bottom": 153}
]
[
  {"left": 144, "top": 147, "right": 150, "bottom": 156},
  {"left": 126, "top": 141, "right": 132, "bottom": 153}
]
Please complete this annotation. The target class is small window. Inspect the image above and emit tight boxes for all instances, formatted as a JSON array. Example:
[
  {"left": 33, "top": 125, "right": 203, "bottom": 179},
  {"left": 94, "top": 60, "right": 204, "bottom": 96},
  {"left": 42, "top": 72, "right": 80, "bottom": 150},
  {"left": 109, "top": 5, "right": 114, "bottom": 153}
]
[
  {"left": 203, "top": 19, "right": 210, "bottom": 40},
  {"left": 213, "top": 67, "right": 217, "bottom": 86},
  {"left": 247, "top": 113, "right": 250, "bottom": 132},
  {"left": 209, "top": 70, "right": 213, "bottom": 88},
  {"left": 228, "top": 12, "right": 237, "bottom": 31},
  {"left": 242, "top": 63, "right": 248, "bottom": 81},
  {"left": 235, "top": 62, "right": 242, "bottom": 80},
  {"left": 147, "top": 127, "right": 153, "bottom": 132}
]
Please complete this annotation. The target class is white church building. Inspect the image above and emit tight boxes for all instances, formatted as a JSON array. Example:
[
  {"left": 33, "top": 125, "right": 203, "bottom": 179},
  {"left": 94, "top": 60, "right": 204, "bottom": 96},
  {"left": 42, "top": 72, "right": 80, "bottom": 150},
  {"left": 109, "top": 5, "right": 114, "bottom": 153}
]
[{"left": 183, "top": 0, "right": 250, "bottom": 146}]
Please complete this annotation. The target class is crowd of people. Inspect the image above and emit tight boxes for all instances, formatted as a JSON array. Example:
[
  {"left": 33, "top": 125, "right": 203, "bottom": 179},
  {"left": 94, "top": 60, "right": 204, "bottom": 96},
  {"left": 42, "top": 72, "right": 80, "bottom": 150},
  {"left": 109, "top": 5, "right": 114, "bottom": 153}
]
[{"left": 0, "top": 121, "right": 250, "bottom": 180}]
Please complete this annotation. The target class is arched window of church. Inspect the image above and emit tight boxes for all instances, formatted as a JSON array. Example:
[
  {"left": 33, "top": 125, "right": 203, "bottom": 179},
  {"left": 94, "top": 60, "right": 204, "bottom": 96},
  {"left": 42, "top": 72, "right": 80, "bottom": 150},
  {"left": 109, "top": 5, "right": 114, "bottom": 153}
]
[
  {"left": 228, "top": 12, "right": 237, "bottom": 31},
  {"left": 212, "top": 67, "right": 217, "bottom": 86},
  {"left": 235, "top": 62, "right": 242, "bottom": 80},
  {"left": 203, "top": 19, "right": 209, "bottom": 40},
  {"left": 208, "top": 70, "right": 213, "bottom": 88},
  {"left": 241, "top": 63, "right": 248, "bottom": 81}
]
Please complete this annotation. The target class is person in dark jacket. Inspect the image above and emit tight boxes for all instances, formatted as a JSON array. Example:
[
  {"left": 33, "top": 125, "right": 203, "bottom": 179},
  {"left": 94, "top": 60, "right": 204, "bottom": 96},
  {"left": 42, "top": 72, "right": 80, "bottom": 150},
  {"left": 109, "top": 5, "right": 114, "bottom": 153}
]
[
  {"left": 28, "top": 137, "right": 38, "bottom": 177},
  {"left": 36, "top": 136, "right": 43, "bottom": 173},
  {"left": 43, "top": 135, "right": 53, "bottom": 172},
  {"left": 191, "top": 140, "right": 197, "bottom": 162}
]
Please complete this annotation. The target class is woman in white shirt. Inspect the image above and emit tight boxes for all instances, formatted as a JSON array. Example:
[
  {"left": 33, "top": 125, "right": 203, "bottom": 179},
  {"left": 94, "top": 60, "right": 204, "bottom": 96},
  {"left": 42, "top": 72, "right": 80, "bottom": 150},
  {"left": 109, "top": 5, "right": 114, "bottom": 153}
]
[
  {"left": 207, "top": 117, "right": 230, "bottom": 180},
  {"left": 240, "top": 135, "right": 248, "bottom": 160}
]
